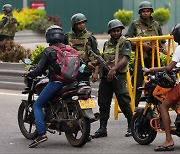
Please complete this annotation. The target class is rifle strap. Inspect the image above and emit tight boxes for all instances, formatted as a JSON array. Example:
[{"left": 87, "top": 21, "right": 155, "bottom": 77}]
[{"left": 115, "top": 36, "right": 126, "bottom": 65}]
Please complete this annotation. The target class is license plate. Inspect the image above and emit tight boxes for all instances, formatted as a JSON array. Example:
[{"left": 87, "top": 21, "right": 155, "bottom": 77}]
[{"left": 78, "top": 99, "right": 96, "bottom": 109}]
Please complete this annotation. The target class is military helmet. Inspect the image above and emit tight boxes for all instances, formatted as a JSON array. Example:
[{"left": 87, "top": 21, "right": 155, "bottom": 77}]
[
  {"left": 107, "top": 19, "right": 125, "bottom": 34},
  {"left": 138, "top": 1, "right": 154, "bottom": 14},
  {"left": 171, "top": 23, "right": 180, "bottom": 44},
  {"left": 45, "top": 25, "right": 64, "bottom": 43},
  {"left": 2, "top": 4, "right": 13, "bottom": 13},
  {"left": 71, "top": 13, "right": 87, "bottom": 28}
]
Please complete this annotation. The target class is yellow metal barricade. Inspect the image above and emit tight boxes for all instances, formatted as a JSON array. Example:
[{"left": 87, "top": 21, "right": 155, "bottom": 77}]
[{"left": 114, "top": 35, "right": 176, "bottom": 120}]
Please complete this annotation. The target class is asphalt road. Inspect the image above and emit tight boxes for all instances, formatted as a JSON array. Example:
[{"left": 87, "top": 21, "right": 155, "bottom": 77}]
[{"left": 0, "top": 89, "right": 180, "bottom": 154}]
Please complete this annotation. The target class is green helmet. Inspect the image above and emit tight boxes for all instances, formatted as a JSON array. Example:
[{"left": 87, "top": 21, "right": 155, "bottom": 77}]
[
  {"left": 107, "top": 19, "right": 125, "bottom": 34},
  {"left": 71, "top": 13, "right": 87, "bottom": 28},
  {"left": 138, "top": 1, "right": 154, "bottom": 14},
  {"left": 2, "top": 4, "right": 13, "bottom": 13}
]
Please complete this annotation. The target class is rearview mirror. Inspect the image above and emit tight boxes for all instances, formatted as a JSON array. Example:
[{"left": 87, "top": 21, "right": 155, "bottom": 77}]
[{"left": 24, "top": 58, "right": 32, "bottom": 65}]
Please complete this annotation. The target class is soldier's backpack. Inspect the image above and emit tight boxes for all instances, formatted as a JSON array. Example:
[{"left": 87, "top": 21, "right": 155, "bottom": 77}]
[{"left": 50, "top": 45, "right": 80, "bottom": 82}]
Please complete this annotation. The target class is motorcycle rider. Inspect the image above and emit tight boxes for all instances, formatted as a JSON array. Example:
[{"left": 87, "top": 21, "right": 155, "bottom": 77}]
[
  {"left": 145, "top": 23, "right": 180, "bottom": 151},
  {"left": 63, "top": 13, "right": 99, "bottom": 84},
  {"left": 27, "top": 25, "right": 75, "bottom": 148},
  {"left": 0, "top": 4, "right": 18, "bottom": 41},
  {"left": 90, "top": 19, "right": 133, "bottom": 138}
]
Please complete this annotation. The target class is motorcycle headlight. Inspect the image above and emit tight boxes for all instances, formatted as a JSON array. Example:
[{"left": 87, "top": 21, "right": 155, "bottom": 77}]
[{"left": 77, "top": 86, "right": 91, "bottom": 95}]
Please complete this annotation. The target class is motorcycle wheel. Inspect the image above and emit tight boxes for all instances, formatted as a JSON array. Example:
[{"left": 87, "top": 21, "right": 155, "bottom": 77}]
[
  {"left": 131, "top": 108, "right": 157, "bottom": 145},
  {"left": 18, "top": 101, "right": 38, "bottom": 140},
  {"left": 65, "top": 116, "right": 90, "bottom": 147}
]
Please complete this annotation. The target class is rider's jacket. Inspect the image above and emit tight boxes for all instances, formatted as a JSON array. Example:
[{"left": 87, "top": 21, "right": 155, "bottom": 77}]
[{"left": 28, "top": 43, "right": 65, "bottom": 82}]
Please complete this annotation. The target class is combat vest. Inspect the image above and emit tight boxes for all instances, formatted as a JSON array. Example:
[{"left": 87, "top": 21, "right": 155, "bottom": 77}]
[
  {"left": 67, "top": 30, "right": 94, "bottom": 62},
  {"left": 134, "top": 19, "right": 159, "bottom": 38},
  {"left": 134, "top": 18, "right": 161, "bottom": 58},
  {"left": 0, "top": 14, "right": 17, "bottom": 36},
  {"left": 103, "top": 36, "right": 128, "bottom": 73}
]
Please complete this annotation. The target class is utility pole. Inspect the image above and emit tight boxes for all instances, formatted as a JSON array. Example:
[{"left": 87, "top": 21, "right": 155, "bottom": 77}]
[{"left": 23, "top": 0, "right": 28, "bottom": 8}]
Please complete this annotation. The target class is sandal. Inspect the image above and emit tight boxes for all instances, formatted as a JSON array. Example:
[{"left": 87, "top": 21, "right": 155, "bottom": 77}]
[
  {"left": 29, "top": 135, "right": 48, "bottom": 148},
  {"left": 154, "top": 144, "right": 174, "bottom": 151}
]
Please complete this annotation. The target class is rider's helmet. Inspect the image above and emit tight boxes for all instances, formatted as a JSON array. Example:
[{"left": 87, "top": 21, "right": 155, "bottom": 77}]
[
  {"left": 138, "top": 1, "right": 154, "bottom": 14},
  {"left": 45, "top": 25, "right": 64, "bottom": 43},
  {"left": 171, "top": 23, "right": 180, "bottom": 44},
  {"left": 2, "top": 4, "right": 13, "bottom": 13},
  {"left": 156, "top": 71, "right": 176, "bottom": 88},
  {"left": 71, "top": 13, "right": 87, "bottom": 28},
  {"left": 107, "top": 19, "right": 125, "bottom": 34}
]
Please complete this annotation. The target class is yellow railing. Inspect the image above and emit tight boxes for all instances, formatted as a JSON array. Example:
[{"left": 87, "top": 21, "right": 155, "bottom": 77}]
[{"left": 114, "top": 35, "right": 176, "bottom": 120}]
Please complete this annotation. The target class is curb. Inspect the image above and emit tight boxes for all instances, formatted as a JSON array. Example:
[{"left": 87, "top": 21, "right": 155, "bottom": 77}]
[{"left": 0, "top": 63, "right": 25, "bottom": 90}]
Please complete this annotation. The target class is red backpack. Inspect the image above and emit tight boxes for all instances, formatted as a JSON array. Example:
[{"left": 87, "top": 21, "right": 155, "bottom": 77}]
[{"left": 50, "top": 45, "right": 80, "bottom": 82}]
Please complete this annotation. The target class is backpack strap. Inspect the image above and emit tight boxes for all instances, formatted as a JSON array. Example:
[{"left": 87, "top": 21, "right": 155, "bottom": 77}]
[{"left": 50, "top": 45, "right": 64, "bottom": 52}]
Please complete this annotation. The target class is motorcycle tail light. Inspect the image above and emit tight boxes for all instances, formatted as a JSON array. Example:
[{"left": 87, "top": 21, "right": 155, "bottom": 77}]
[{"left": 177, "top": 107, "right": 180, "bottom": 114}]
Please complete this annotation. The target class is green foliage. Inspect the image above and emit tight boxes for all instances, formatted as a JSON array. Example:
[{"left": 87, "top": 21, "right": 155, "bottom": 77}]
[
  {"left": 114, "top": 9, "right": 133, "bottom": 26},
  {"left": 152, "top": 8, "right": 170, "bottom": 26},
  {"left": 34, "top": 9, "right": 46, "bottom": 17},
  {"left": 129, "top": 51, "right": 135, "bottom": 73},
  {"left": 160, "top": 53, "right": 172, "bottom": 66},
  {"left": 30, "top": 45, "right": 45, "bottom": 65},
  {"left": 0, "top": 41, "right": 30, "bottom": 62},
  {"left": 29, "top": 16, "right": 53, "bottom": 33},
  {"left": 129, "top": 51, "right": 172, "bottom": 73},
  {"left": 0, "top": 8, "right": 60, "bottom": 33}
]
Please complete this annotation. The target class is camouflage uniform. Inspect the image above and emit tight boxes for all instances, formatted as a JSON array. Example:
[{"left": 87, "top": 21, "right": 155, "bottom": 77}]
[
  {"left": 98, "top": 36, "right": 133, "bottom": 129},
  {"left": 0, "top": 12, "right": 18, "bottom": 41},
  {"left": 63, "top": 29, "right": 99, "bottom": 83},
  {"left": 126, "top": 17, "right": 166, "bottom": 106}
]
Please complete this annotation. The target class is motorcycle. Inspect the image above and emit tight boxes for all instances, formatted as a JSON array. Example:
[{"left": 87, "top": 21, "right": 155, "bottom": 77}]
[
  {"left": 18, "top": 59, "right": 99, "bottom": 147},
  {"left": 131, "top": 67, "right": 180, "bottom": 145}
]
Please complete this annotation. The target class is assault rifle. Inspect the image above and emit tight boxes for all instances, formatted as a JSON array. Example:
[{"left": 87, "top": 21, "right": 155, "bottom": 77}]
[{"left": 89, "top": 50, "right": 118, "bottom": 80}]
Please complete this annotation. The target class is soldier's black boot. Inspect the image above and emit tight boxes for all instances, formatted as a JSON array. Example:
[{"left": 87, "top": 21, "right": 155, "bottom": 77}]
[
  {"left": 91, "top": 120, "right": 107, "bottom": 139},
  {"left": 125, "top": 119, "right": 132, "bottom": 137},
  {"left": 125, "top": 127, "right": 132, "bottom": 137}
]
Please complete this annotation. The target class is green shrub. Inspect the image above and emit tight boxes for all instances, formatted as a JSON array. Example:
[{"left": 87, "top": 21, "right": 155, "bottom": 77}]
[
  {"left": 129, "top": 51, "right": 172, "bottom": 73},
  {"left": 152, "top": 8, "right": 170, "bottom": 26},
  {"left": 0, "top": 41, "right": 30, "bottom": 62},
  {"left": 29, "top": 16, "right": 54, "bottom": 33},
  {"left": 0, "top": 8, "right": 61, "bottom": 32},
  {"left": 114, "top": 9, "right": 133, "bottom": 26},
  {"left": 160, "top": 53, "right": 172, "bottom": 66},
  {"left": 129, "top": 51, "right": 135, "bottom": 73},
  {"left": 30, "top": 45, "right": 45, "bottom": 65}
]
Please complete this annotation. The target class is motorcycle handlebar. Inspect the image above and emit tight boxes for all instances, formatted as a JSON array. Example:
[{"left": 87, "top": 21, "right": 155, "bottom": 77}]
[{"left": 142, "top": 67, "right": 180, "bottom": 77}]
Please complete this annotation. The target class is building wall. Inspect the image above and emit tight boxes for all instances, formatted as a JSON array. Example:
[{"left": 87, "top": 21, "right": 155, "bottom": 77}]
[{"left": 0, "top": 0, "right": 180, "bottom": 34}]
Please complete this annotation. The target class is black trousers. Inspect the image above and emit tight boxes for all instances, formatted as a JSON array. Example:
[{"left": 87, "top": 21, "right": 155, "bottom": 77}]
[{"left": 98, "top": 76, "right": 132, "bottom": 127}]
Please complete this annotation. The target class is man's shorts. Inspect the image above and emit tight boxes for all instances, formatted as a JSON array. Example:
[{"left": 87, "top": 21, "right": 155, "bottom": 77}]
[{"left": 166, "top": 83, "right": 180, "bottom": 105}]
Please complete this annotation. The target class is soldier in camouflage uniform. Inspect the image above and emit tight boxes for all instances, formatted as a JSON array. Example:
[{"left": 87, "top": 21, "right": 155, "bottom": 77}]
[
  {"left": 91, "top": 19, "right": 133, "bottom": 138},
  {"left": 63, "top": 13, "right": 99, "bottom": 85},
  {"left": 0, "top": 4, "right": 18, "bottom": 41},
  {"left": 125, "top": 1, "right": 167, "bottom": 107}
]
